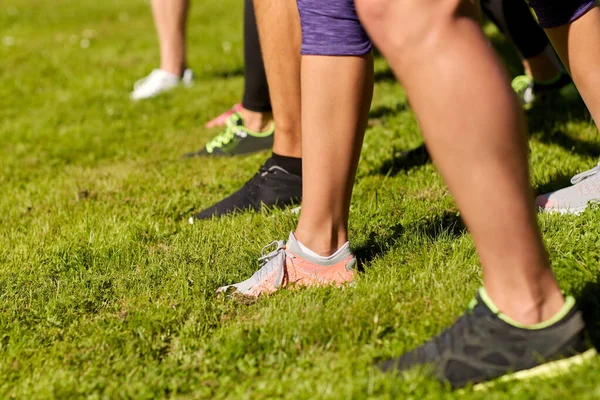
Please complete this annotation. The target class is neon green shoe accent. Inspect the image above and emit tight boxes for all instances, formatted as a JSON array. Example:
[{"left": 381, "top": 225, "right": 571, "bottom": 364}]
[
  {"left": 478, "top": 288, "right": 576, "bottom": 330},
  {"left": 511, "top": 75, "right": 535, "bottom": 110},
  {"left": 473, "top": 348, "right": 597, "bottom": 391},
  {"left": 511, "top": 74, "right": 533, "bottom": 94},
  {"left": 205, "top": 112, "right": 275, "bottom": 154},
  {"left": 467, "top": 297, "right": 478, "bottom": 311}
]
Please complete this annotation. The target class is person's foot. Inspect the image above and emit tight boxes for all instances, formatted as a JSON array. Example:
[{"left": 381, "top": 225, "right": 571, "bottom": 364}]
[
  {"left": 216, "top": 232, "right": 356, "bottom": 297},
  {"left": 190, "top": 157, "right": 301, "bottom": 220},
  {"left": 130, "top": 68, "right": 193, "bottom": 101},
  {"left": 205, "top": 103, "right": 243, "bottom": 128},
  {"left": 183, "top": 112, "right": 274, "bottom": 158},
  {"left": 536, "top": 161, "right": 600, "bottom": 214},
  {"left": 511, "top": 73, "right": 575, "bottom": 110},
  {"left": 378, "top": 288, "right": 596, "bottom": 389}
]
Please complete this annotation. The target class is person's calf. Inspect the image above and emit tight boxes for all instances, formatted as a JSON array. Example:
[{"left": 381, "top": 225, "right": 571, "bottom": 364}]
[{"left": 359, "top": 0, "right": 564, "bottom": 325}]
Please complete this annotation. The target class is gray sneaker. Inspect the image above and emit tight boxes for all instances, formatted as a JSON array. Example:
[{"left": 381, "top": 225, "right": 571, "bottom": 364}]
[
  {"left": 537, "top": 161, "right": 600, "bottom": 214},
  {"left": 216, "top": 232, "right": 356, "bottom": 297}
]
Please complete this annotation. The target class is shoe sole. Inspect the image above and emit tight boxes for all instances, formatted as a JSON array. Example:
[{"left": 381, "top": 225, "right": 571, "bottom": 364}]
[
  {"left": 538, "top": 200, "right": 600, "bottom": 215},
  {"left": 473, "top": 348, "right": 597, "bottom": 391},
  {"left": 538, "top": 206, "right": 587, "bottom": 215}
]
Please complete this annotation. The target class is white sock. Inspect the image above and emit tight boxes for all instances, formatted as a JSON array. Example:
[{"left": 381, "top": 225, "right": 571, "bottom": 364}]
[{"left": 296, "top": 237, "right": 350, "bottom": 262}]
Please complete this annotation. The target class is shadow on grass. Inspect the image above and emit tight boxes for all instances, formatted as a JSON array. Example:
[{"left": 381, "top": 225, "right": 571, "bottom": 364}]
[
  {"left": 534, "top": 173, "right": 574, "bottom": 196},
  {"left": 355, "top": 211, "right": 466, "bottom": 271},
  {"left": 376, "top": 143, "right": 430, "bottom": 177},
  {"left": 373, "top": 99, "right": 594, "bottom": 178},
  {"left": 354, "top": 223, "right": 405, "bottom": 271},
  {"left": 576, "top": 274, "right": 600, "bottom": 349},
  {"left": 369, "top": 102, "right": 408, "bottom": 120},
  {"left": 374, "top": 67, "right": 397, "bottom": 84},
  {"left": 527, "top": 95, "right": 598, "bottom": 156},
  {"left": 211, "top": 66, "right": 245, "bottom": 79},
  {"left": 370, "top": 25, "right": 596, "bottom": 177},
  {"left": 531, "top": 127, "right": 600, "bottom": 159}
]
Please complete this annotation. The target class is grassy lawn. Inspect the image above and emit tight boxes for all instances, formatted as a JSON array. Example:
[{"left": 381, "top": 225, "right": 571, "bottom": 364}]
[{"left": 1, "top": 0, "right": 599, "bottom": 398}]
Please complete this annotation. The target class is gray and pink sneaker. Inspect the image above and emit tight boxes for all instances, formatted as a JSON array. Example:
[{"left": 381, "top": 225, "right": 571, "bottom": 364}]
[
  {"left": 217, "top": 233, "right": 356, "bottom": 297},
  {"left": 537, "top": 161, "right": 600, "bottom": 214}
]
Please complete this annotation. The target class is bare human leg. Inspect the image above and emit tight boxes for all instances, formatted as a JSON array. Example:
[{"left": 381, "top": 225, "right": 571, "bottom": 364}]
[
  {"left": 253, "top": 0, "right": 302, "bottom": 157},
  {"left": 293, "top": 55, "right": 373, "bottom": 255},
  {"left": 358, "top": 0, "right": 594, "bottom": 387},
  {"left": 356, "top": 0, "right": 562, "bottom": 326},
  {"left": 532, "top": 4, "right": 600, "bottom": 214},
  {"left": 151, "top": 0, "right": 189, "bottom": 77}
]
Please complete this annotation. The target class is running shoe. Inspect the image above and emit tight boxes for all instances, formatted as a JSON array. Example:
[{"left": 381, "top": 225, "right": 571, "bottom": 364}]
[
  {"left": 378, "top": 288, "right": 596, "bottom": 389},
  {"left": 205, "top": 103, "right": 243, "bottom": 128},
  {"left": 190, "top": 157, "right": 301, "bottom": 220},
  {"left": 217, "top": 232, "right": 356, "bottom": 297},
  {"left": 511, "top": 73, "right": 575, "bottom": 110},
  {"left": 183, "top": 112, "right": 274, "bottom": 158},
  {"left": 536, "top": 161, "right": 600, "bottom": 214},
  {"left": 130, "top": 68, "right": 193, "bottom": 101}
]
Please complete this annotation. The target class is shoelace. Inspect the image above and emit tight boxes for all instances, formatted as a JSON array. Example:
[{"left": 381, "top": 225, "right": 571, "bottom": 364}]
[
  {"left": 571, "top": 162, "right": 600, "bottom": 185},
  {"left": 205, "top": 114, "right": 245, "bottom": 153},
  {"left": 254, "top": 240, "right": 294, "bottom": 289},
  {"left": 243, "top": 164, "right": 269, "bottom": 196}
]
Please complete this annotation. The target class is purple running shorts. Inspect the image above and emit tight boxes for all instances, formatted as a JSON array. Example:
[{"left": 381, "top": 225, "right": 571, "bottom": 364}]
[
  {"left": 528, "top": 0, "right": 596, "bottom": 28},
  {"left": 297, "top": 0, "right": 372, "bottom": 56}
]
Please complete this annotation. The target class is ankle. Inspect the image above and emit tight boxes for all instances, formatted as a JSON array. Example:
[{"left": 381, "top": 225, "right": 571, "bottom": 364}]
[
  {"left": 160, "top": 64, "right": 184, "bottom": 77},
  {"left": 524, "top": 47, "right": 563, "bottom": 83},
  {"left": 294, "top": 225, "right": 348, "bottom": 257},
  {"left": 271, "top": 123, "right": 302, "bottom": 158},
  {"left": 238, "top": 107, "right": 273, "bottom": 132},
  {"left": 485, "top": 284, "right": 565, "bottom": 325}
]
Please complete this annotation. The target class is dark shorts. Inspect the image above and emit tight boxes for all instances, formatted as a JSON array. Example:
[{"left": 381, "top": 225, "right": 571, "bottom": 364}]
[
  {"left": 296, "top": 0, "right": 372, "bottom": 56},
  {"left": 528, "top": 0, "right": 596, "bottom": 28}
]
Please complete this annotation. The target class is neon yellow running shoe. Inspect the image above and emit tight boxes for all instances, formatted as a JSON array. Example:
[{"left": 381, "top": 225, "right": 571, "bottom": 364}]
[
  {"left": 379, "top": 288, "right": 596, "bottom": 389},
  {"left": 184, "top": 112, "right": 274, "bottom": 158},
  {"left": 511, "top": 73, "right": 577, "bottom": 110}
]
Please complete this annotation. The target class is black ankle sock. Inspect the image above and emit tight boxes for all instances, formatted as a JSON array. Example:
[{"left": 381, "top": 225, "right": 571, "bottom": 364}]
[{"left": 271, "top": 152, "right": 302, "bottom": 177}]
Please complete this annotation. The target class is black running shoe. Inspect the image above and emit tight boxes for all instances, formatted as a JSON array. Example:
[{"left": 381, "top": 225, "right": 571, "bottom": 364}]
[
  {"left": 183, "top": 112, "right": 274, "bottom": 158},
  {"left": 192, "top": 157, "right": 302, "bottom": 220},
  {"left": 512, "top": 73, "right": 577, "bottom": 110},
  {"left": 379, "top": 288, "right": 596, "bottom": 389}
]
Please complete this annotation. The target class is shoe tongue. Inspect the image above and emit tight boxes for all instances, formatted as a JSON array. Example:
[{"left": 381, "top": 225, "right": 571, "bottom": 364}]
[
  {"left": 469, "top": 293, "right": 496, "bottom": 318},
  {"left": 287, "top": 231, "right": 298, "bottom": 246},
  {"left": 261, "top": 157, "right": 280, "bottom": 171}
]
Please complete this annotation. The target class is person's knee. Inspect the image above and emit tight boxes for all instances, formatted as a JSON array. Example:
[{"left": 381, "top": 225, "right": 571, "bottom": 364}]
[
  {"left": 356, "top": 0, "right": 459, "bottom": 55},
  {"left": 297, "top": 0, "right": 372, "bottom": 56}
]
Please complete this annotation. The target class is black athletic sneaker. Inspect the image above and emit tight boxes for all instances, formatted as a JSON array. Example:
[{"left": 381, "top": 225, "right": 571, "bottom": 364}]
[
  {"left": 512, "top": 73, "right": 577, "bottom": 110},
  {"left": 183, "top": 112, "right": 274, "bottom": 158},
  {"left": 192, "top": 157, "right": 302, "bottom": 220},
  {"left": 379, "top": 288, "right": 596, "bottom": 389}
]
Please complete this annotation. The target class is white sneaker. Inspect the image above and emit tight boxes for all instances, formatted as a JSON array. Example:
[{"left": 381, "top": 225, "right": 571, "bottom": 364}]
[{"left": 130, "top": 68, "right": 193, "bottom": 101}]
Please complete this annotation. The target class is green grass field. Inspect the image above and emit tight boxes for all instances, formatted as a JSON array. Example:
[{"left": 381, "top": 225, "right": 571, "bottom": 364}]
[{"left": 2, "top": 0, "right": 600, "bottom": 398}]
